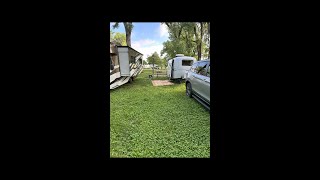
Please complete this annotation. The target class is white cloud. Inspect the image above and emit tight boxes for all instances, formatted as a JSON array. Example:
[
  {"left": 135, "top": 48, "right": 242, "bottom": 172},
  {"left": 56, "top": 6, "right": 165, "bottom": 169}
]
[
  {"left": 131, "top": 39, "right": 164, "bottom": 59},
  {"left": 159, "top": 23, "right": 169, "bottom": 38}
]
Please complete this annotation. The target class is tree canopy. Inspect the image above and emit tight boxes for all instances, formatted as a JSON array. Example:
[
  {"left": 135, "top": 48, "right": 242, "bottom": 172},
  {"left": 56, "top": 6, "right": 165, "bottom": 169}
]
[
  {"left": 112, "top": 22, "right": 134, "bottom": 47},
  {"left": 147, "top": 52, "right": 166, "bottom": 68},
  {"left": 110, "top": 30, "right": 127, "bottom": 46},
  {"left": 161, "top": 22, "right": 210, "bottom": 60}
]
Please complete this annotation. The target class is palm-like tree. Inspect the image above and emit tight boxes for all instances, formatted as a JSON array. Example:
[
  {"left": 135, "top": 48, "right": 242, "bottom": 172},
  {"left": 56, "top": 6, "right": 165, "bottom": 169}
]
[{"left": 112, "top": 22, "right": 133, "bottom": 47}]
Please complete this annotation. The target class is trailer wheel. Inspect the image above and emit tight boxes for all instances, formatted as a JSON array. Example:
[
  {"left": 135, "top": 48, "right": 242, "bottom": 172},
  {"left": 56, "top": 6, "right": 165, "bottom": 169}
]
[{"left": 186, "top": 82, "right": 192, "bottom": 98}]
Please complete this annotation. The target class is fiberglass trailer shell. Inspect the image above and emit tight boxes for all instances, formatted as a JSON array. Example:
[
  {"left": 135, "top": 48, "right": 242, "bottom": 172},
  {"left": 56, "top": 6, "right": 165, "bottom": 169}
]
[
  {"left": 167, "top": 54, "right": 196, "bottom": 80},
  {"left": 110, "top": 43, "right": 143, "bottom": 89}
]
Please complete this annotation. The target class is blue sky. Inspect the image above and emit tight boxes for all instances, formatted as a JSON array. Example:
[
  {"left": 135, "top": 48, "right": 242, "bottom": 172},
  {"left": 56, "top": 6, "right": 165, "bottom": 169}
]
[{"left": 110, "top": 22, "right": 169, "bottom": 59}]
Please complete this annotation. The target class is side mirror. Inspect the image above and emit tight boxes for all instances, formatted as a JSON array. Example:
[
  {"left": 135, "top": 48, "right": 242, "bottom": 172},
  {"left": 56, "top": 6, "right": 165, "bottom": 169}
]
[{"left": 111, "top": 64, "right": 114, "bottom": 70}]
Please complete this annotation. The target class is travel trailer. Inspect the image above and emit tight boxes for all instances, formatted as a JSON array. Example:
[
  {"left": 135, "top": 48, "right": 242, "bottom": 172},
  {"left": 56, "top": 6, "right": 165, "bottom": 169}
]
[
  {"left": 167, "top": 54, "right": 196, "bottom": 80},
  {"left": 110, "top": 42, "right": 143, "bottom": 89}
]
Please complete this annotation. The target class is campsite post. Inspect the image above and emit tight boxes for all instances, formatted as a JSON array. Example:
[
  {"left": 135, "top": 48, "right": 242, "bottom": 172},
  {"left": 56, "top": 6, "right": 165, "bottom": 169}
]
[{"left": 152, "top": 57, "right": 154, "bottom": 74}]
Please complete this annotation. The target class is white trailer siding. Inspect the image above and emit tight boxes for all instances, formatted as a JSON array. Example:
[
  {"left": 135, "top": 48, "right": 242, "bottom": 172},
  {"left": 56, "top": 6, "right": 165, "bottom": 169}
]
[
  {"left": 167, "top": 56, "right": 196, "bottom": 80},
  {"left": 173, "top": 58, "right": 195, "bottom": 79},
  {"left": 110, "top": 72, "right": 121, "bottom": 83}
]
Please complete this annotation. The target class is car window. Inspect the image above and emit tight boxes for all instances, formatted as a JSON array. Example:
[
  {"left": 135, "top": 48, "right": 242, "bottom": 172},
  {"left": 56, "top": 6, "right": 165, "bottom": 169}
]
[
  {"left": 195, "top": 62, "right": 208, "bottom": 76},
  {"left": 190, "top": 62, "right": 198, "bottom": 72},
  {"left": 195, "top": 63, "right": 201, "bottom": 74},
  {"left": 206, "top": 64, "right": 210, "bottom": 77}
]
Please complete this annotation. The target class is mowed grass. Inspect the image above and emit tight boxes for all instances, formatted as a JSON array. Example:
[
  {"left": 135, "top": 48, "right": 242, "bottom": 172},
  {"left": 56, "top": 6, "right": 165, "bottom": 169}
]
[{"left": 110, "top": 69, "right": 210, "bottom": 158}]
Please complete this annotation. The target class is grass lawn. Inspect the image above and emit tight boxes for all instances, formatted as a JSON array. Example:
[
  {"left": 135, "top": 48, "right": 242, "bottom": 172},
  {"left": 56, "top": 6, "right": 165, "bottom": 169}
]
[{"left": 110, "top": 69, "right": 210, "bottom": 158}]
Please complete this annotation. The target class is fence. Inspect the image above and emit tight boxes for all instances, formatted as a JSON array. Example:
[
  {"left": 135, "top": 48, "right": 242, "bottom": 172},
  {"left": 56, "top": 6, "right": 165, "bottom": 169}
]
[{"left": 145, "top": 68, "right": 167, "bottom": 79}]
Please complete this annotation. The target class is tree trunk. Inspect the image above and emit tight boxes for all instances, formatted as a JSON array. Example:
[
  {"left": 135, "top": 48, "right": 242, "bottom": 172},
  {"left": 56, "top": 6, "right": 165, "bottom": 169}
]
[
  {"left": 199, "top": 22, "right": 203, "bottom": 60},
  {"left": 124, "top": 22, "right": 132, "bottom": 47},
  {"left": 126, "top": 31, "right": 131, "bottom": 47},
  {"left": 194, "top": 23, "right": 201, "bottom": 60},
  {"left": 197, "top": 45, "right": 201, "bottom": 61},
  {"left": 124, "top": 24, "right": 131, "bottom": 47},
  {"left": 165, "top": 22, "right": 171, "bottom": 29},
  {"left": 178, "top": 23, "right": 184, "bottom": 38}
]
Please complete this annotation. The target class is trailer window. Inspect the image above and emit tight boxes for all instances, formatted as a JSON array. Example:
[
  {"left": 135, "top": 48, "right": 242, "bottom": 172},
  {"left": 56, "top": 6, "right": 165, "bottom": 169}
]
[{"left": 182, "top": 60, "right": 193, "bottom": 66}]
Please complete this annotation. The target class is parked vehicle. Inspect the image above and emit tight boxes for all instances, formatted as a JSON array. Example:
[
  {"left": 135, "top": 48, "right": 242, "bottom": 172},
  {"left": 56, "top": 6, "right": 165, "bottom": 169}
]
[
  {"left": 167, "top": 54, "right": 196, "bottom": 81},
  {"left": 185, "top": 59, "right": 210, "bottom": 110},
  {"left": 110, "top": 42, "right": 143, "bottom": 89},
  {"left": 143, "top": 64, "right": 152, "bottom": 69},
  {"left": 151, "top": 65, "right": 160, "bottom": 69}
]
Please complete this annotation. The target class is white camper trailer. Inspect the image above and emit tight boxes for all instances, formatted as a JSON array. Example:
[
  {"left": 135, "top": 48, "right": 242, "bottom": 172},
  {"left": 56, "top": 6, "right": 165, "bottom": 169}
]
[
  {"left": 167, "top": 54, "right": 196, "bottom": 80},
  {"left": 110, "top": 42, "right": 143, "bottom": 89}
]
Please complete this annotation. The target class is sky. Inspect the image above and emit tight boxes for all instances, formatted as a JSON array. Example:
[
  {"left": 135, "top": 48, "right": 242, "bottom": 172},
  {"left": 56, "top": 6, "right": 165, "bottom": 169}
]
[{"left": 110, "top": 22, "right": 169, "bottom": 60}]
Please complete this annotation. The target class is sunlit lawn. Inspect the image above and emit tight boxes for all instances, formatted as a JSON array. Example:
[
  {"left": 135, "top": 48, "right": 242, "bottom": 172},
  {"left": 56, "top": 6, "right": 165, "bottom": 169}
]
[{"left": 110, "top": 69, "right": 210, "bottom": 158}]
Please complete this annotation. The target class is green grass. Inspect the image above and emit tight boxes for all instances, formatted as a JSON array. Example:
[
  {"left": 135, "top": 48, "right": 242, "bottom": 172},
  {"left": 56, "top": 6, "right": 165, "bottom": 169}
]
[{"left": 110, "top": 69, "right": 210, "bottom": 158}]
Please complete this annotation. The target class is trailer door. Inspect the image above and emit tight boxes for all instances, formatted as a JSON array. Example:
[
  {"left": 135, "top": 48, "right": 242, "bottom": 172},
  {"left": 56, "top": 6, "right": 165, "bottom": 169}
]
[
  {"left": 118, "top": 47, "right": 130, "bottom": 76},
  {"left": 171, "top": 59, "right": 174, "bottom": 78}
]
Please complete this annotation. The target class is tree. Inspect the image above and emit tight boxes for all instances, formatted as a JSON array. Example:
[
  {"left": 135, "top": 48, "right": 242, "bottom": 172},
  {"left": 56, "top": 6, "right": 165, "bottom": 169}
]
[
  {"left": 147, "top": 52, "right": 162, "bottom": 71},
  {"left": 205, "top": 22, "right": 210, "bottom": 59},
  {"left": 182, "top": 22, "right": 206, "bottom": 60},
  {"left": 161, "top": 38, "right": 194, "bottom": 60},
  {"left": 110, "top": 30, "right": 114, "bottom": 38},
  {"left": 161, "top": 23, "right": 198, "bottom": 60},
  {"left": 194, "top": 22, "right": 202, "bottom": 60},
  {"left": 112, "top": 22, "right": 134, "bottom": 47},
  {"left": 161, "top": 58, "right": 168, "bottom": 69},
  {"left": 110, "top": 32, "right": 127, "bottom": 46},
  {"left": 161, "top": 22, "right": 210, "bottom": 60},
  {"left": 161, "top": 22, "right": 196, "bottom": 59}
]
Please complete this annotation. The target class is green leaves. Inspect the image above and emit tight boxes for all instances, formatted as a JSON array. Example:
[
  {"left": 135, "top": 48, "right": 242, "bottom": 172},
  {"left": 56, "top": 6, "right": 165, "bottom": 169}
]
[
  {"left": 110, "top": 31, "right": 127, "bottom": 46},
  {"left": 112, "top": 22, "right": 120, "bottom": 29},
  {"left": 111, "top": 22, "right": 133, "bottom": 47},
  {"left": 146, "top": 52, "right": 163, "bottom": 67},
  {"left": 161, "top": 22, "right": 210, "bottom": 60}
]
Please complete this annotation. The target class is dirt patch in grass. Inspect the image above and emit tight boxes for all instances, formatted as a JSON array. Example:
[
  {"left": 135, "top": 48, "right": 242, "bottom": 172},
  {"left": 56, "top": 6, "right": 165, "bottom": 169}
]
[{"left": 151, "top": 80, "right": 174, "bottom": 86}]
